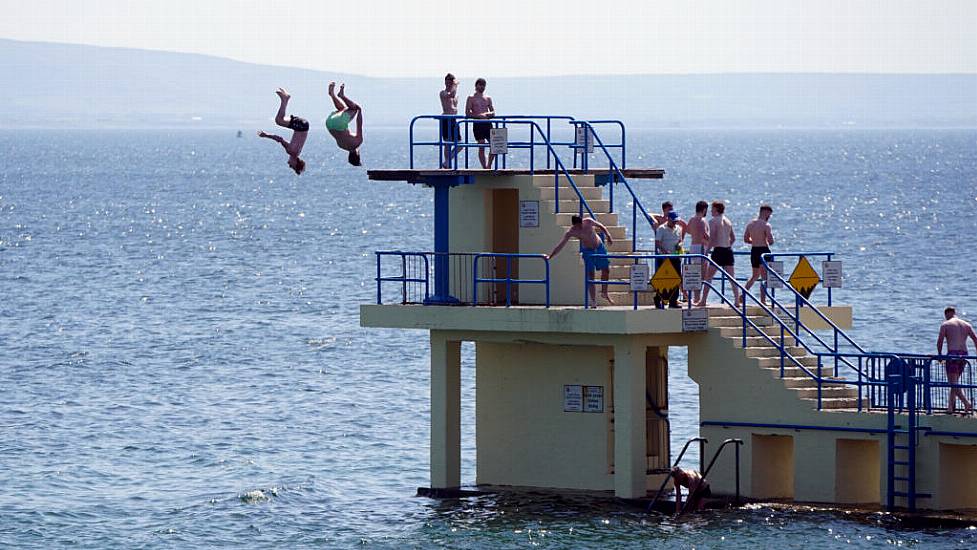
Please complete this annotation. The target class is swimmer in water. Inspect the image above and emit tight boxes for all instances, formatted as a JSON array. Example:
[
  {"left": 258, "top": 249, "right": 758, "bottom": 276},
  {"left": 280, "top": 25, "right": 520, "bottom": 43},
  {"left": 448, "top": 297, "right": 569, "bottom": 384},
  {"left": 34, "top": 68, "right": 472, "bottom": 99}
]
[
  {"left": 325, "top": 82, "right": 364, "bottom": 166},
  {"left": 257, "top": 87, "right": 308, "bottom": 175},
  {"left": 671, "top": 467, "right": 711, "bottom": 513}
]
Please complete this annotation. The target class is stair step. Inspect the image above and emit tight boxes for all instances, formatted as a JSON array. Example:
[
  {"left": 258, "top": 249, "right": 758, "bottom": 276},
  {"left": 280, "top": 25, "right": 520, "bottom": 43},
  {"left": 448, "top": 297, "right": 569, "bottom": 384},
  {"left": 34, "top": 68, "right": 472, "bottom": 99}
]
[
  {"left": 809, "top": 397, "right": 868, "bottom": 409},
  {"left": 756, "top": 356, "right": 819, "bottom": 369},
  {"left": 893, "top": 461, "right": 909, "bottom": 466},
  {"left": 743, "top": 346, "right": 807, "bottom": 358},
  {"left": 793, "top": 386, "right": 858, "bottom": 399},
  {"left": 546, "top": 199, "right": 611, "bottom": 214},
  {"left": 537, "top": 186, "right": 604, "bottom": 200},
  {"left": 893, "top": 476, "right": 911, "bottom": 482},
  {"left": 709, "top": 315, "right": 774, "bottom": 328},
  {"left": 556, "top": 212, "right": 619, "bottom": 227}
]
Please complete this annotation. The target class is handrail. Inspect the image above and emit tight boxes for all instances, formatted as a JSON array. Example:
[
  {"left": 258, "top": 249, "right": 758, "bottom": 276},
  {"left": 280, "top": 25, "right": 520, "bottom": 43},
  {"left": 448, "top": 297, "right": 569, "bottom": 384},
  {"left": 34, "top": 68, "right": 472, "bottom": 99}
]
[
  {"left": 375, "top": 251, "right": 430, "bottom": 304},
  {"left": 571, "top": 119, "right": 627, "bottom": 169},
  {"left": 585, "top": 253, "right": 867, "bottom": 409},
  {"left": 647, "top": 437, "right": 707, "bottom": 513},
  {"left": 571, "top": 121, "right": 652, "bottom": 253},
  {"left": 680, "top": 438, "right": 743, "bottom": 514},
  {"left": 472, "top": 253, "right": 550, "bottom": 308},
  {"left": 409, "top": 114, "right": 577, "bottom": 170}
]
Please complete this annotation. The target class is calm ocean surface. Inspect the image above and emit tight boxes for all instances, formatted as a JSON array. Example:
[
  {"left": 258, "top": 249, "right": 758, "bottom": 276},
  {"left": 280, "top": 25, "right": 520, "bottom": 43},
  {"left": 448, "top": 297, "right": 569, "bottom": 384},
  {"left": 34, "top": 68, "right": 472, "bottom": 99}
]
[{"left": 1, "top": 128, "right": 976, "bottom": 548}]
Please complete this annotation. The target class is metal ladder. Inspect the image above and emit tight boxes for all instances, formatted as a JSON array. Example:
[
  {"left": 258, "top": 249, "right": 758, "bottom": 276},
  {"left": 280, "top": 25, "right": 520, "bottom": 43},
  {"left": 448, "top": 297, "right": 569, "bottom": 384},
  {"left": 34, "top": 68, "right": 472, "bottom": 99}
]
[{"left": 885, "top": 371, "right": 930, "bottom": 511}]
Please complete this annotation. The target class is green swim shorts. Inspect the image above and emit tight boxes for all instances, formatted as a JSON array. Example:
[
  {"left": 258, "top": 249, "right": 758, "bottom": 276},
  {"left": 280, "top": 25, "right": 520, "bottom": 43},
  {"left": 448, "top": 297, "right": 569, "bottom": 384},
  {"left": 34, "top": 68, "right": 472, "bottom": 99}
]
[{"left": 326, "top": 110, "right": 351, "bottom": 132}]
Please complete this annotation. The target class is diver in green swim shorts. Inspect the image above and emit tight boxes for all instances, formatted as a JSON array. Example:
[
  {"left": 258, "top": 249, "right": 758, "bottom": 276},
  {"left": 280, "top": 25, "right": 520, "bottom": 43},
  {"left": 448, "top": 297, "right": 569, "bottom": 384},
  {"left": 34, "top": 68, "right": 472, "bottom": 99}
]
[{"left": 326, "top": 82, "right": 363, "bottom": 166}]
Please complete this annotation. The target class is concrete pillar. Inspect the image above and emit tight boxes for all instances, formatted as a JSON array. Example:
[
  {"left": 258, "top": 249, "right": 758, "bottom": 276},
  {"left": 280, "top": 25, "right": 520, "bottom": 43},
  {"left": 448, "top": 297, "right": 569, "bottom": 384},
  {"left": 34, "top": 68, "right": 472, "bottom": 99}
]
[
  {"left": 430, "top": 331, "right": 462, "bottom": 488},
  {"left": 613, "top": 338, "right": 647, "bottom": 498}
]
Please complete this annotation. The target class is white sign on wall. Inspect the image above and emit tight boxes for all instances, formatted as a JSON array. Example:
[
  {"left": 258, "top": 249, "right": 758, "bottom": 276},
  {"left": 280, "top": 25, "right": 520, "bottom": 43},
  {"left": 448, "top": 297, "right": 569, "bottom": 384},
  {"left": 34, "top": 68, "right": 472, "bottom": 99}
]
[
  {"left": 563, "top": 385, "right": 583, "bottom": 412},
  {"left": 519, "top": 200, "right": 539, "bottom": 228},
  {"left": 681, "top": 263, "right": 703, "bottom": 291},
  {"left": 765, "top": 260, "right": 785, "bottom": 289},
  {"left": 682, "top": 308, "right": 709, "bottom": 332},
  {"left": 583, "top": 386, "right": 604, "bottom": 413},
  {"left": 822, "top": 261, "right": 843, "bottom": 288},
  {"left": 630, "top": 263, "right": 650, "bottom": 292},
  {"left": 489, "top": 127, "right": 508, "bottom": 155},
  {"left": 575, "top": 126, "right": 595, "bottom": 154}
]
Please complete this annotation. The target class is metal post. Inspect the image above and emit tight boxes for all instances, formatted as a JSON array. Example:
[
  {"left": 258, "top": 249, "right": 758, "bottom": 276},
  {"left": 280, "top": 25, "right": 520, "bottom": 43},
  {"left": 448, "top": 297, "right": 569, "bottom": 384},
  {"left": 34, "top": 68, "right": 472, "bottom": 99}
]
[
  {"left": 401, "top": 254, "right": 408, "bottom": 304},
  {"left": 425, "top": 179, "right": 460, "bottom": 305},
  {"left": 376, "top": 253, "right": 382, "bottom": 304},
  {"left": 505, "top": 256, "right": 512, "bottom": 307},
  {"left": 734, "top": 442, "right": 741, "bottom": 505}
]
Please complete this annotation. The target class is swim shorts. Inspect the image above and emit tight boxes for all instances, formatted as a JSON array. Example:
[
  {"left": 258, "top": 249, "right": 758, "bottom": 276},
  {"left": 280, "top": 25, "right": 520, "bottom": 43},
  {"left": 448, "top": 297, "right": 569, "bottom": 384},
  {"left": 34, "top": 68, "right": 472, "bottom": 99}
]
[
  {"left": 750, "top": 246, "right": 771, "bottom": 268},
  {"left": 473, "top": 121, "right": 492, "bottom": 141},
  {"left": 711, "top": 246, "right": 734, "bottom": 267},
  {"left": 581, "top": 241, "right": 610, "bottom": 272},
  {"left": 326, "top": 110, "right": 352, "bottom": 132},
  {"left": 947, "top": 350, "right": 968, "bottom": 377},
  {"left": 288, "top": 116, "right": 310, "bottom": 132},
  {"left": 440, "top": 118, "right": 460, "bottom": 142}
]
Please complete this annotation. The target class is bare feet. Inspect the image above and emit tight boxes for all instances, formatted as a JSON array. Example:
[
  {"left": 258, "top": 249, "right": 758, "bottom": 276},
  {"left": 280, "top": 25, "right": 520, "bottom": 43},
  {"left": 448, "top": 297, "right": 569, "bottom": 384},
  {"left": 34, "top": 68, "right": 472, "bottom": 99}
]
[
  {"left": 276, "top": 88, "right": 290, "bottom": 101},
  {"left": 601, "top": 293, "right": 616, "bottom": 306},
  {"left": 338, "top": 83, "right": 346, "bottom": 97},
  {"left": 328, "top": 82, "right": 336, "bottom": 95}
]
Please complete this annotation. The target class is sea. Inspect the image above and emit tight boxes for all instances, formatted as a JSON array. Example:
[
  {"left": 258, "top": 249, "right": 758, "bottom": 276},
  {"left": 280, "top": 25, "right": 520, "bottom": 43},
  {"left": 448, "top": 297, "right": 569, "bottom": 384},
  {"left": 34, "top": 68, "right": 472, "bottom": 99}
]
[{"left": 1, "top": 128, "right": 976, "bottom": 548}]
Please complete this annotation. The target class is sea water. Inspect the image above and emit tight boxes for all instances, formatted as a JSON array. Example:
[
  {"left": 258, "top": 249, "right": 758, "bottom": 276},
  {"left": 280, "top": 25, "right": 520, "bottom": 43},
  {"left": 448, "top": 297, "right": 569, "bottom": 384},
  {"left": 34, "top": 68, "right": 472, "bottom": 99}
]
[{"left": 0, "top": 128, "right": 975, "bottom": 548}]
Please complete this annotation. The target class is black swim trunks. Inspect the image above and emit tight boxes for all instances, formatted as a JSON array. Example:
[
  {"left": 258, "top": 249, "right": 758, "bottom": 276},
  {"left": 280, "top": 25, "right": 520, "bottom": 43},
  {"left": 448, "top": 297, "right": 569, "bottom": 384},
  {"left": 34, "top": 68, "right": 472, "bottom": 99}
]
[
  {"left": 711, "top": 246, "right": 734, "bottom": 267},
  {"left": 288, "top": 116, "right": 310, "bottom": 132},
  {"left": 473, "top": 121, "right": 492, "bottom": 141},
  {"left": 440, "top": 118, "right": 460, "bottom": 142},
  {"left": 750, "top": 246, "right": 771, "bottom": 268}
]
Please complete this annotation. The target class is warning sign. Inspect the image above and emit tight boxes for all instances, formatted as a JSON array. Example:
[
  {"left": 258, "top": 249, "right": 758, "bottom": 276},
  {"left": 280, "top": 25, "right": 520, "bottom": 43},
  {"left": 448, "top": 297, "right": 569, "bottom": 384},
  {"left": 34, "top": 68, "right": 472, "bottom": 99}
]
[
  {"left": 651, "top": 260, "right": 682, "bottom": 295},
  {"left": 788, "top": 256, "right": 820, "bottom": 299},
  {"left": 575, "top": 126, "right": 595, "bottom": 154},
  {"left": 682, "top": 308, "right": 709, "bottom": 332},
  {"left": 564, "top": 385, "right": 583, "bottom": 412},
  {"left": 630, "top": 263, "right": 650, "bottom": 292},
  {"left": 765, "top": 260, "right": 785, "bottom": 290},
  {"left": 681, "top": 262, "right": 703, "bottom": 291},
  {"left": 822, "top": 260, "right": 843, "bottom": 288},
  {"left": 489, "top": 127, "right": 508, "bottom": 155}
]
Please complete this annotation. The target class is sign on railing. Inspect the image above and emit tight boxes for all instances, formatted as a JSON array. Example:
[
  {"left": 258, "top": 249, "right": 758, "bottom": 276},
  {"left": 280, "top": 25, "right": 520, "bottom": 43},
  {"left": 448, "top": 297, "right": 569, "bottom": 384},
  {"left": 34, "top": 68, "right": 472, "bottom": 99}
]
[
  {"left": 765, "top": 260, "right": 785, "bottom": 289},
  {"left": 822, "top": 260, "right": 843, "bottom": 288},
  {"left": 630, "top": 263, "right": 650, "bottom": 291},
  {"left": 489, "top": 127, "right": 508, "bottom": 155}
]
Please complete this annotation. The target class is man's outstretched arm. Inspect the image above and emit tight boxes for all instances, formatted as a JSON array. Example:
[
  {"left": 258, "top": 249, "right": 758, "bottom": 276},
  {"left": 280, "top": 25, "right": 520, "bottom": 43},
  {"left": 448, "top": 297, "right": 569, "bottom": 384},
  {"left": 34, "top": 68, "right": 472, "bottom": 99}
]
[
  {"left": 937, "top": 325, "right": 946, "bottom": 355},
  {"left": 547, "top": 231, "right": 572, "bottom": 259}
]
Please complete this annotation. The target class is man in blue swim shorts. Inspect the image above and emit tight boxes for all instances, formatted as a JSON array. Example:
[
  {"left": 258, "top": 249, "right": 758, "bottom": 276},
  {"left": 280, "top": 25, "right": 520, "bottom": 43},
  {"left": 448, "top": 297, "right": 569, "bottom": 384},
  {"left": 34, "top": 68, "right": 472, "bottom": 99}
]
[{"left": 547, "top": 215, "right": 616, "bottom": 307}]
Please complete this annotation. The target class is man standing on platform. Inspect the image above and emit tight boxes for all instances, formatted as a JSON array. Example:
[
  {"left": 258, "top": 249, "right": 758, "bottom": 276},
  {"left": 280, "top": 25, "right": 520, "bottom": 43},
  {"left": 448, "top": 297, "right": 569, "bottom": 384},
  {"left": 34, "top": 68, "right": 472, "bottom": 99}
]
[
  {"left": 654, "top": 211, "right": 683, "bottom": 309},
  {"left": 439, "top": 73, "right": 460, "bottom": 168},
  {"left": 937, "top": 306, "right": 977, "bottom": 415},
  {"left": 546, "top": 215, "right": 615, "bottom": 307},
  {"left": 743, "top": 205, "right": 775, "bottom": 305},
  {"left": 466, "top": 78, "right": 496, "bottom": 169},
  {"left": 697, "top": 201, "right": 740, "bottom": 307},
  {"left": 686, "top": 200, "right": 711, "bottom": 305}
]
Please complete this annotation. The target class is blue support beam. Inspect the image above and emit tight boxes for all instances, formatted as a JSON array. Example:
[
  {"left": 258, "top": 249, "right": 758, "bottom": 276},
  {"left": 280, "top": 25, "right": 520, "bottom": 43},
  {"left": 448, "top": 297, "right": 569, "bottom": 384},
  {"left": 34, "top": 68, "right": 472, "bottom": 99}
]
[{"left": 423, "top": 175, "right": 473, "bottom": 305}]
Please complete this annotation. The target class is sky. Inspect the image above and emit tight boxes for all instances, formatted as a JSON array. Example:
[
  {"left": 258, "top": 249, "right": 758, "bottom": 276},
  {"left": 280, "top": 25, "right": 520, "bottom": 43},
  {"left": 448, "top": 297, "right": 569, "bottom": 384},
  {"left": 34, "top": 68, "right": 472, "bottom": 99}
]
[{"left": 1, "top": 0, "right": 975, "bottom": 78}]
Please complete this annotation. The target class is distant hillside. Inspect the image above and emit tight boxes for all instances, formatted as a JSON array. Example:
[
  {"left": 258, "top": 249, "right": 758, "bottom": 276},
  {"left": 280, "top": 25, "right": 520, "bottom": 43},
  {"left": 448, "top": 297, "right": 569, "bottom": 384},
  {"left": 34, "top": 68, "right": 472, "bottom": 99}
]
[{"left": 1, "top": 39, "right": 975, "bottom": 129}]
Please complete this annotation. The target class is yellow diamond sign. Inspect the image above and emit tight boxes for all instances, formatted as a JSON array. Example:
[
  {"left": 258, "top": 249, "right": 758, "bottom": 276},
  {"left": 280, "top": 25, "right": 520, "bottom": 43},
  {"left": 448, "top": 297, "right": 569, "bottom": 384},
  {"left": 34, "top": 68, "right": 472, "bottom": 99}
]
[
  {"left": 788, "top": 256, "right": 820, "bottom": 299},
  {"left": 651, "top": 259, "right": 682, "bottom": 294}
]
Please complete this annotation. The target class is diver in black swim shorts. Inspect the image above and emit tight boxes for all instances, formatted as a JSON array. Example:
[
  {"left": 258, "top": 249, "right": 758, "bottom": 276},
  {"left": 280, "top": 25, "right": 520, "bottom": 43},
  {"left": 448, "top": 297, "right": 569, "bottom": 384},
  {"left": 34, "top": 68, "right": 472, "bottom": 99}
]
[{"left": 257, "top": 87, "right": 309, "bottom": 175}]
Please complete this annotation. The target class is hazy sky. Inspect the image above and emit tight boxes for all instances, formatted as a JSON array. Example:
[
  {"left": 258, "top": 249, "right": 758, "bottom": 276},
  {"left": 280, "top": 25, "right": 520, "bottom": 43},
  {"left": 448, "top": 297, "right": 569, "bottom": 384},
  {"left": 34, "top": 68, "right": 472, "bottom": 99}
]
[{"left": 2, "top": 0, "right": 975, "bottom": 77}]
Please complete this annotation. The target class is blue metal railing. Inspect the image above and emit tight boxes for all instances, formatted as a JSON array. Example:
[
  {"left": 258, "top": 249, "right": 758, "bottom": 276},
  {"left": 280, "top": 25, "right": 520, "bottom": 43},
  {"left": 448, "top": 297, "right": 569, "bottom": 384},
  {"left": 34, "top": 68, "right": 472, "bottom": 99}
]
[
  {"left": 410, "top": 114, "right": 576, "bottom": 170},
  {"left": 472, "top": 253, "right": 550, "bottom": 308},
  {"left": 571, "top": 120, "right": 627, "bottom": 170},
  {"left": 376, "top": 251, "right": 430, "bottom": 304},
  {"left": 571, "top": 121, "right": 651, "bottom": 253}
]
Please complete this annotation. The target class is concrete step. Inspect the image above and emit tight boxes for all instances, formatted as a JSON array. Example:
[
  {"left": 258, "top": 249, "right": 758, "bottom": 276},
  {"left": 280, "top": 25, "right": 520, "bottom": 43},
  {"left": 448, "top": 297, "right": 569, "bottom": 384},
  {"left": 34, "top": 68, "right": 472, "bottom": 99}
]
[
  {"left": 792, "top": 386, "right": 859, "bottom": 400},
  {"left": 708, "top": 315, "right": 774, "bottom": 328},
  {"left": 755, "top": 355, "right": 820, "bottom": 369},
  {"left": 556, "top": 212, "right": 619, "bottom": 227},
  {"left": 538, "top": 186, "right": 604, "bottom": 201},
  {"left": 606, "top": 240, "right": 634, "bottom": 253},
  {"left": 532, "top": 176, "right": 597, "bottom": 188},
  {"left": 743, "top": 345, "right": 807, "bottom": 358},
  {"left": 814, "top": 397, "right": 867, "bottom": 410},
  {"left": 606, "top": 291, "right": 657, "bottom": 306},
  {"left": 728, "top": 335, "right": 800, "bottom": 348},
  {"left": 779, "top": 376, "right": 848, "bottom": 389},
  {"left": 546, "top": 199, "right": 611, "bottom": 214}
]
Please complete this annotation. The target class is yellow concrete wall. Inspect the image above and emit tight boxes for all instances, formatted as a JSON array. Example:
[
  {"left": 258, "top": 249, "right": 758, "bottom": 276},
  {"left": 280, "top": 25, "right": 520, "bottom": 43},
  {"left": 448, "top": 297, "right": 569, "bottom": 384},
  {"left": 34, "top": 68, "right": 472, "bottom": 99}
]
[
  {"left": 937, "top": 442, "right": 977, "bottom": 510},
  {"left": 475, "top": 341, "right": 615, "bottom": 490},
  {"left": 750, "top": 434, "right": 795, "bottom": 499},
  {"left": 835, "top": 439, "right": 881, "bottom": 504},
  {"left": 448, "top": 174, "right": 599, "bottom": 305}
]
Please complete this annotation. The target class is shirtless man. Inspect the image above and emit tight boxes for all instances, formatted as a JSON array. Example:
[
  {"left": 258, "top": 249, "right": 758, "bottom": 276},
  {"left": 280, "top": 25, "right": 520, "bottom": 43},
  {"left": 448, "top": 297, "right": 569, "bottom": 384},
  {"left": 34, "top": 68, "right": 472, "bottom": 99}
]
[
  {"left": 325, "top": 82, "right": 363, "bottom": 166},
  {"left": 439, "top": 73, "right": 460, "bottom": 168},
  {"left": 547, "top": 215, "right": 615, "bottom": 307},
  {"left": 257, "top": 88, "right": 308, "bottom": 175},
  {"left": 697, "top": 201, "right": 740, "bottom": 307},
  {"left": 936, "top": 306, "right": 977, "bottom": 415},
  {"left": 648, "top": 201, "right": 688, "bottom": 234},
  {"left": 466, "top": 78, "right": 496, "bottom": 169},
  {"left": 743, "top": 205, "right": 774, "bottom": 305},
  {"left": 686, "top": 201, "right": 711, "bottom": 305},
  {"left": 671, "top": 467, "right": 710, "bottom": 514}
]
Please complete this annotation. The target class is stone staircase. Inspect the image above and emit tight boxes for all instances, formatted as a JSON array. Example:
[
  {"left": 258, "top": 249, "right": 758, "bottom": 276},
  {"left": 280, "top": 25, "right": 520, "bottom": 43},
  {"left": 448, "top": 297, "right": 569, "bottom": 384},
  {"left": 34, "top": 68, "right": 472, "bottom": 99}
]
[
  {"left": 535, "top": 176, "right": 656, "bottom": 305},
  {"left": 707, "top": 307, "right": 865, "bottom": 410}
]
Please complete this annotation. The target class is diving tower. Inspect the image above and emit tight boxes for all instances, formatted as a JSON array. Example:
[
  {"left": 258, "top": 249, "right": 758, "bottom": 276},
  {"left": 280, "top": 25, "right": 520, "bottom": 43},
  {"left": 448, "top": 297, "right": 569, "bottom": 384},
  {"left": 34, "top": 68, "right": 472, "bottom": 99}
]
[{"left": 360, "top": 115, "right": 977, "bottom": 514}]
